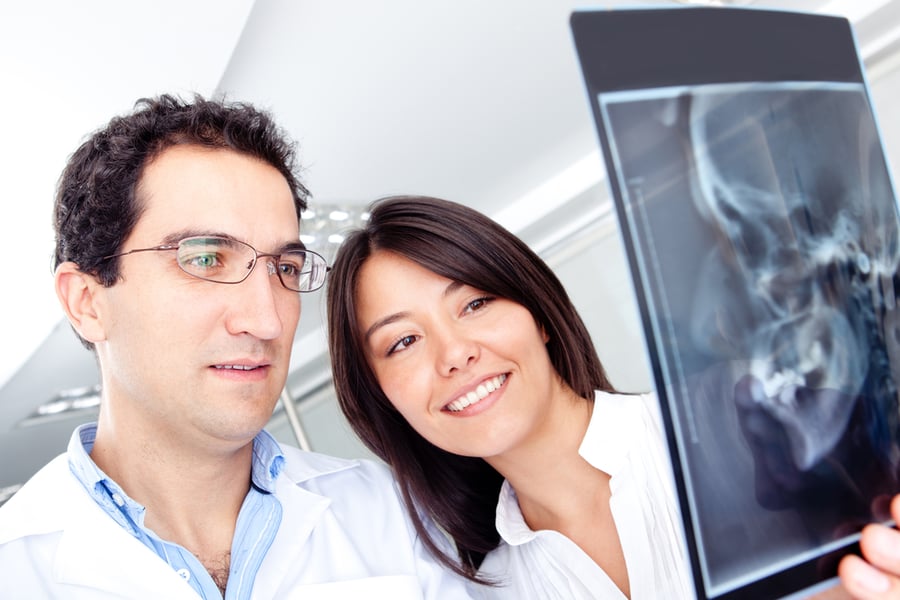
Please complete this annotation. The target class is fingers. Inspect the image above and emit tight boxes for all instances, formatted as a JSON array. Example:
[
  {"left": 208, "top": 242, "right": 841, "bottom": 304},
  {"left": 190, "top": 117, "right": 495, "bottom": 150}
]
[
  {"left": 839, "top": 554, "right": 894, "bottom": 598},
  {"left": 861, "top": 524, "right": 900, "bottom": 574},
  {"left": 809, "top": 581, "right": 854, "bottom": 600},
  {"left": 839, "top": 522, "right": 900, "bottom": 599}
]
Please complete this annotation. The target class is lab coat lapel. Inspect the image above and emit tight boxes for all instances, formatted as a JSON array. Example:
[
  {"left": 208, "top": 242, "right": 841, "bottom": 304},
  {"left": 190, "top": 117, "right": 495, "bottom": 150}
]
[
  {"left": 53, "top": 484, "right": 200, "bottom": 599},
  {"left": 248, "top": 473, "right": 331, "bottom": 598}
]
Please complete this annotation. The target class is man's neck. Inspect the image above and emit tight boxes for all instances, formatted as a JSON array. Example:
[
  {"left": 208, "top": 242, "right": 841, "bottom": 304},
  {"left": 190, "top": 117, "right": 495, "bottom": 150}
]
[{"left": 89, "top": 417, "right": 255, "bottom": 588}]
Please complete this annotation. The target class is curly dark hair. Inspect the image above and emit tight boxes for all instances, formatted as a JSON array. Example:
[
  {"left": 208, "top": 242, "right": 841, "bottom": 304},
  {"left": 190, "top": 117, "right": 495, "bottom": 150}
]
[
  {"left": 53, "top": 93, "right": 308, "bottom": 349},
  {"left": 327, "top": 195, "right": 614, "bottom": 582}
]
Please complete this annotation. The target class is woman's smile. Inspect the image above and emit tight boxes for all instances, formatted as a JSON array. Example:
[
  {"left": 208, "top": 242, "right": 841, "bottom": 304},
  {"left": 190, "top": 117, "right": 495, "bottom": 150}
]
[{"left": 444, "top": 373, "right": 508, "bottom": 412}]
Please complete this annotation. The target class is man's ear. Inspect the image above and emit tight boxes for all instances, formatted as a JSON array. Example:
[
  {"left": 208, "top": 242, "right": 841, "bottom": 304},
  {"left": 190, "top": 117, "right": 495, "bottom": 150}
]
[{"left": 55, "top": 262, "right": 108, "bottom": 344}]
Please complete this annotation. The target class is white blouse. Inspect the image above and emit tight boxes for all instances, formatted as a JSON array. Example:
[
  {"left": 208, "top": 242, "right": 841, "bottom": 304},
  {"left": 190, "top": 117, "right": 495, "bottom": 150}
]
[{"left": 473, "top": 391, "right": 694, "bottom": 599}]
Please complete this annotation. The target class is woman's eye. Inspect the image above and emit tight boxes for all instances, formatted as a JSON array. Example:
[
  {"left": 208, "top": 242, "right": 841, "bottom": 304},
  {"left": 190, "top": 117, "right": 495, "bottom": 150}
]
[
  {"left": 464, "top": 296, "right": 492, "bottom": 313},
  {"left": 388, "top": 335, "right": 418, "bottom": 356}
]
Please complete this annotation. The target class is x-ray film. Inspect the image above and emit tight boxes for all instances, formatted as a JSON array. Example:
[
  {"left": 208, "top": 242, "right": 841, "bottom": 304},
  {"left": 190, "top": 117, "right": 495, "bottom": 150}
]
[{"left": 571, "top": 8, "right": 900, "bottom": 599}]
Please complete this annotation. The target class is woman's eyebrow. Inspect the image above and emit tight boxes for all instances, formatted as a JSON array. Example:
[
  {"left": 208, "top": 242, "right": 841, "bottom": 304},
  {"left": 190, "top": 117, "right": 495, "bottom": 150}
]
[
  {"left": 362, "top": 281, "right": 468, "bottom": 342},
  {"left": 364, "top": 312, "right": 409, "bottom": 343},
  {"left": 443, "top": 280, "right": 464, "bottom": 298}
]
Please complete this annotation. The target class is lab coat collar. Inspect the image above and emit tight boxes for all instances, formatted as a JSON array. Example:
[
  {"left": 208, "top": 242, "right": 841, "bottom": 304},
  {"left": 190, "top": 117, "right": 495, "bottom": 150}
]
[
  {"left": 494, "top": 391, "right": 644, "bottom": 546},
  {"left": 56, "top": 500, "right": 201, "bottom": 598},
  {"left": 578, "top": 390, "right": 644, "bottom": 479},
  {"left": 250, "top": 447, "right": 364, "bottom": 596},
  {"left": 1, "top": 455, "right": 200, "bottom": 598},
  {"left": 1, "top": 446, "right": 368, "bottom": 598},
  {"left": 278, "top": 444, "right": 360, "bottom": 483}
]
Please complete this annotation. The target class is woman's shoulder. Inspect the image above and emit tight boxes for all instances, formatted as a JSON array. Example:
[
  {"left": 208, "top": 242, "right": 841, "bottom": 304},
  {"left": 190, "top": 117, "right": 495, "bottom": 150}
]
[{"left": 593, "top": 389, "right": 664, "bottom": 428}]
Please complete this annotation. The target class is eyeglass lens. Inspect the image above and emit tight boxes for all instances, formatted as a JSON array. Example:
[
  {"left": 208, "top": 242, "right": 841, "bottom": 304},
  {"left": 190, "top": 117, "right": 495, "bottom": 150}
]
[{"left": 175, "top": 237, "right": 326, "bottom": 292}]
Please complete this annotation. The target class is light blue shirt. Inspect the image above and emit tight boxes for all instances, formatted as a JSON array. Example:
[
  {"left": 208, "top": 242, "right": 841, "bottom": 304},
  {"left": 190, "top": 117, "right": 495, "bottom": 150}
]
[{"left": 67, "top": 423, "right": 284, "bottom": 600}]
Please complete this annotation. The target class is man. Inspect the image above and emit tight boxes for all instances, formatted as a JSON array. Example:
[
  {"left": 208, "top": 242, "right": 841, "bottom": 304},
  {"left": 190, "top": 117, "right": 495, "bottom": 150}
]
[{"left": 0, "top": 95, "right": 473, "bottom": 599}]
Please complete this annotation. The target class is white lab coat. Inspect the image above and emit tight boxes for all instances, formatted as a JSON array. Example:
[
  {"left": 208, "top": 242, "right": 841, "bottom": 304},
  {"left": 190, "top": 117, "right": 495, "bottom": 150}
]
[{"left": 0, "top": 445, "right": 474, "bottom": 599}]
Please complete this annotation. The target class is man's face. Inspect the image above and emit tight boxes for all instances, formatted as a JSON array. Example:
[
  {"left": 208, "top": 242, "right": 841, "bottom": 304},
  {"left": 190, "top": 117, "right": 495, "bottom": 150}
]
[{"left": 91, "top": 145, "right": 301, "bottom": 448}]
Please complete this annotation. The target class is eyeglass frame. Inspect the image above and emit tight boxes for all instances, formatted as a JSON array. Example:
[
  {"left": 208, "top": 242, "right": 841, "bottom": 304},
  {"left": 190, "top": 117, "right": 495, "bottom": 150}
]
[{"left": 100, "top": 234, "right": 331, "bottom": 293}]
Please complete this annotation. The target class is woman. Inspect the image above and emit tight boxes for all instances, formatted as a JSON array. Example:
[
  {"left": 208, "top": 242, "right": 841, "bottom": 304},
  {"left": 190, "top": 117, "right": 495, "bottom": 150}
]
[{"left": 326, "top": 195, "right": 692, "bottom": 598}]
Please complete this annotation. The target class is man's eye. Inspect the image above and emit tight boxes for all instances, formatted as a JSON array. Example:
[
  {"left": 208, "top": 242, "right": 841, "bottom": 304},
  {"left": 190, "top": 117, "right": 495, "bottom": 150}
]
[
  {"left": 278, "top": 262, "right": 300, "bottom": 277},
  {"left": 185, "top": 253, "right": 220, "bottom": 269}
]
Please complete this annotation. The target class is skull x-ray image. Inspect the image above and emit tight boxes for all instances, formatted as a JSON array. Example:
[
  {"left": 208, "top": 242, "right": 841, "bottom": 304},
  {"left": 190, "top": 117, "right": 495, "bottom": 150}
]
[{"left": 600, "top": 81, "right": 900, "bottom": 596}]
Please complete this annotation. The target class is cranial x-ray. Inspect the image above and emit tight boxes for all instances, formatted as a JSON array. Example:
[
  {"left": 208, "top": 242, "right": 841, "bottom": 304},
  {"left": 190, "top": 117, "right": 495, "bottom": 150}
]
[
  {"left": 572, "top": 8, "right": 900, "bottom": 600},
  {"left": 605, "top": 80, "right": 900, "bottom": 596}
]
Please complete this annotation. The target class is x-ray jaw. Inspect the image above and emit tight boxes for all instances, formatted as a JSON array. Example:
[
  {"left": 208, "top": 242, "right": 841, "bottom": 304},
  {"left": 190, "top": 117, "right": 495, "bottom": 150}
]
[{"left": 682, "top": 86, "right": 900, "bottom": 494}]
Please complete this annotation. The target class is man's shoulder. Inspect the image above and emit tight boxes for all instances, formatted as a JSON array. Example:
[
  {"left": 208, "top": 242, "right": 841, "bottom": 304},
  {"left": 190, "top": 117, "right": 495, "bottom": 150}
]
[
  {"left": 277, "top": 446, "right": 411, "bottom": 513},
  {"left": 0, "top": 454, "right": 79, "bottom": 543},
  {"left": 279, "top": 445, "right": 393, "bottom": 487}
]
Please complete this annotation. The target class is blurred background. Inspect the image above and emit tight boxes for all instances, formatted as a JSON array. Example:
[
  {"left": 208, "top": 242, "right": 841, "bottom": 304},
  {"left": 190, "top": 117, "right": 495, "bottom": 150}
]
[{"left": 2, "top": 0, "right": 900, "bottom": 504}]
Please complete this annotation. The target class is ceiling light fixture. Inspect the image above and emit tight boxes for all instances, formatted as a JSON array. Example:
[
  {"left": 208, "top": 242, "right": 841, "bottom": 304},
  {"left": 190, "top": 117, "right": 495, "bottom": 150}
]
[
  {"left": 300, "top": 202, "right": 370, "bottom": 261},
  {"left": 20, "top": 383, "right": 102, "bottom": 428},
  {"left": 671, "top": 0, "right": 754, "bottom": 5}
]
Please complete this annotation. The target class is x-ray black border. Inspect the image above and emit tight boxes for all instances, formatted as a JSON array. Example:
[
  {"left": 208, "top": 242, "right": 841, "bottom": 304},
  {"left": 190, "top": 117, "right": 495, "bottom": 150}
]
[{"left": 571, "top": 7, "right": 875, "bottom": 599}]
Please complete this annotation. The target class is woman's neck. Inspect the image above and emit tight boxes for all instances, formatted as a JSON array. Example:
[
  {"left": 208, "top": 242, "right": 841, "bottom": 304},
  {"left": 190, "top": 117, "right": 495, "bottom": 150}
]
[
  {"left": 486, "top": 386, "right": 631, "bottom": 598},
  {"left": 485, "top": 382, "right": 595, "bottom": 510}
]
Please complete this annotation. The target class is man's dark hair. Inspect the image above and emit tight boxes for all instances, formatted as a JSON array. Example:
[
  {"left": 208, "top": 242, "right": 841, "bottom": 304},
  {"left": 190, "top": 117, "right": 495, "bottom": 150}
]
[
  {"left": 54, "top": 93, "right": 308, "bottom": 281},
  {"left": 53, "top": 94, "right": 308, "bottom": 349}
]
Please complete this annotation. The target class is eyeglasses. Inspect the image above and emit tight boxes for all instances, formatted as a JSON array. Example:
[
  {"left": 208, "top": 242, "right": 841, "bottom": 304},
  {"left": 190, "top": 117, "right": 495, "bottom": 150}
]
[{"left": 102, "top": 236, "right": 330, "bottom": 293}]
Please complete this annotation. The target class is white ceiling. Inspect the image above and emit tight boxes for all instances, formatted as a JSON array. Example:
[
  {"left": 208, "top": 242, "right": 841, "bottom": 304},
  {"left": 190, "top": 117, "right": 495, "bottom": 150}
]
[
  {"left": 1, "top": 0, "right": 897, "bottom": 398},
  {"left": 0, "top": 0, "right": 254, "bottom": 388}
]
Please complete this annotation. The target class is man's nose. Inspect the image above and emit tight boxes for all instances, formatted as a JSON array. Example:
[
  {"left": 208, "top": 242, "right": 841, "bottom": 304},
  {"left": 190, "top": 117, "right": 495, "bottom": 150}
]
[{"left": 224, "top": 258, "right": 288, "bottom": 340}]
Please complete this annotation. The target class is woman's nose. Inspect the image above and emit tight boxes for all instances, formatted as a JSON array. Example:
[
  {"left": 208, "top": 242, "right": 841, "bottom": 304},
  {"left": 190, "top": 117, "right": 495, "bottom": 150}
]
[{"left": 436, "top": 327, "right": 479, "bottom": 376}]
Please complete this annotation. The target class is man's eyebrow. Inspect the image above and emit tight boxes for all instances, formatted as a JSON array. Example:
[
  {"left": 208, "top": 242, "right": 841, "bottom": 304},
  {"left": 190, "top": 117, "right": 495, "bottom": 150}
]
[
  {"left": 279, "top": 240, "right": 308, "bottom": 253},
  {"left": 159, "top": 229, "right": 231, "bottom": 245},
  {"left": 158, "top": 231, "right": 307, "bottom": 253}
]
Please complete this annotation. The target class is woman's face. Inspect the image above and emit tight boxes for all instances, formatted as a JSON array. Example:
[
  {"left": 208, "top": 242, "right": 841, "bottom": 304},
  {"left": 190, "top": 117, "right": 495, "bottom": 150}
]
[{"left": 355, "top": 250, "right": 556, "bottom": 458}]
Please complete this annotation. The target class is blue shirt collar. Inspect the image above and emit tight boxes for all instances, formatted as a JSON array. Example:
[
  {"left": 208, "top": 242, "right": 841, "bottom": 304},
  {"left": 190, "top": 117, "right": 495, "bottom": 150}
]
[
  {"left": 251, "top": 429, "right": 285, "bottom": 493},
  {"left": 67, "top": 423, "right": 285, "bottom": 532}
]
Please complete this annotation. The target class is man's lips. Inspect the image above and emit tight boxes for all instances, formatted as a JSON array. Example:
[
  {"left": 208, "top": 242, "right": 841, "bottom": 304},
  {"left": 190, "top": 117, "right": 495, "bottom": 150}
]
[
  {"left": 444, "top": 373, "right": 508, "bottom": 412},
  {"left": 209, "top": 360, "right": 273, "bottom": 378}
]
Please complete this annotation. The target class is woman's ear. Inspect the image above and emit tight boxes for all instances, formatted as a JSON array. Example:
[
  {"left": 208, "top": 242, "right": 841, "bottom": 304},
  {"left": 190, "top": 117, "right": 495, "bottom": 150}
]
[{"left": 55, "top": 262, "right": 108, "bottom": 344}]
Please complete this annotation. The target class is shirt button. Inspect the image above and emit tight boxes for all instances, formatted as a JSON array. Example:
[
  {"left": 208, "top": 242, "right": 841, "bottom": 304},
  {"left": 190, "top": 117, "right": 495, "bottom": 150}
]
[
  {"left": 111, "top": 493, "right": 124, "bottom": 506},
  {"left": 177, "top": 568, "right": 191, "bottom": 581}
]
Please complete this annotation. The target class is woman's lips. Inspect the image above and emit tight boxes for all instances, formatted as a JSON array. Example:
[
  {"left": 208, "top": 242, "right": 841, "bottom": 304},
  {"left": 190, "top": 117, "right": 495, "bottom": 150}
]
[{"left": 444, "top": 373, "right": 508, "bottom": 412}]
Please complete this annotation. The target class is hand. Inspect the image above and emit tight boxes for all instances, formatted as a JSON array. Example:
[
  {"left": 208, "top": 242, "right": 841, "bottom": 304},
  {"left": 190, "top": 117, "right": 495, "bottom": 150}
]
[{"left": 839, "top": 495, "right": 900, "bottom": 598}]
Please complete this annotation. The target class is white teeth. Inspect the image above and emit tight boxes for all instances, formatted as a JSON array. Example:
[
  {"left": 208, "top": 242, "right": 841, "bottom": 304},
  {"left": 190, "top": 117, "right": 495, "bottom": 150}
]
[
  {"left": 447, "top": 374, "right": 507, "bottom": 412},
  {"left": 216, "top": 365, "right": 257, "bottom": 371}
]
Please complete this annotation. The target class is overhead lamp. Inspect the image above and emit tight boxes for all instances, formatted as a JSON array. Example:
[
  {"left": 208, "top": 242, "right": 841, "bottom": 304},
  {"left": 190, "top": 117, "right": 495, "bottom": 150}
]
[
  {"left": 672, "top": 0, "right": 753, "bottom": 5},
  {"left": 299, "top": 202, "right": 369, "bottom": 261},
  {"left": 20, "top": 383, "right": 101, "bottom": 427}
]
